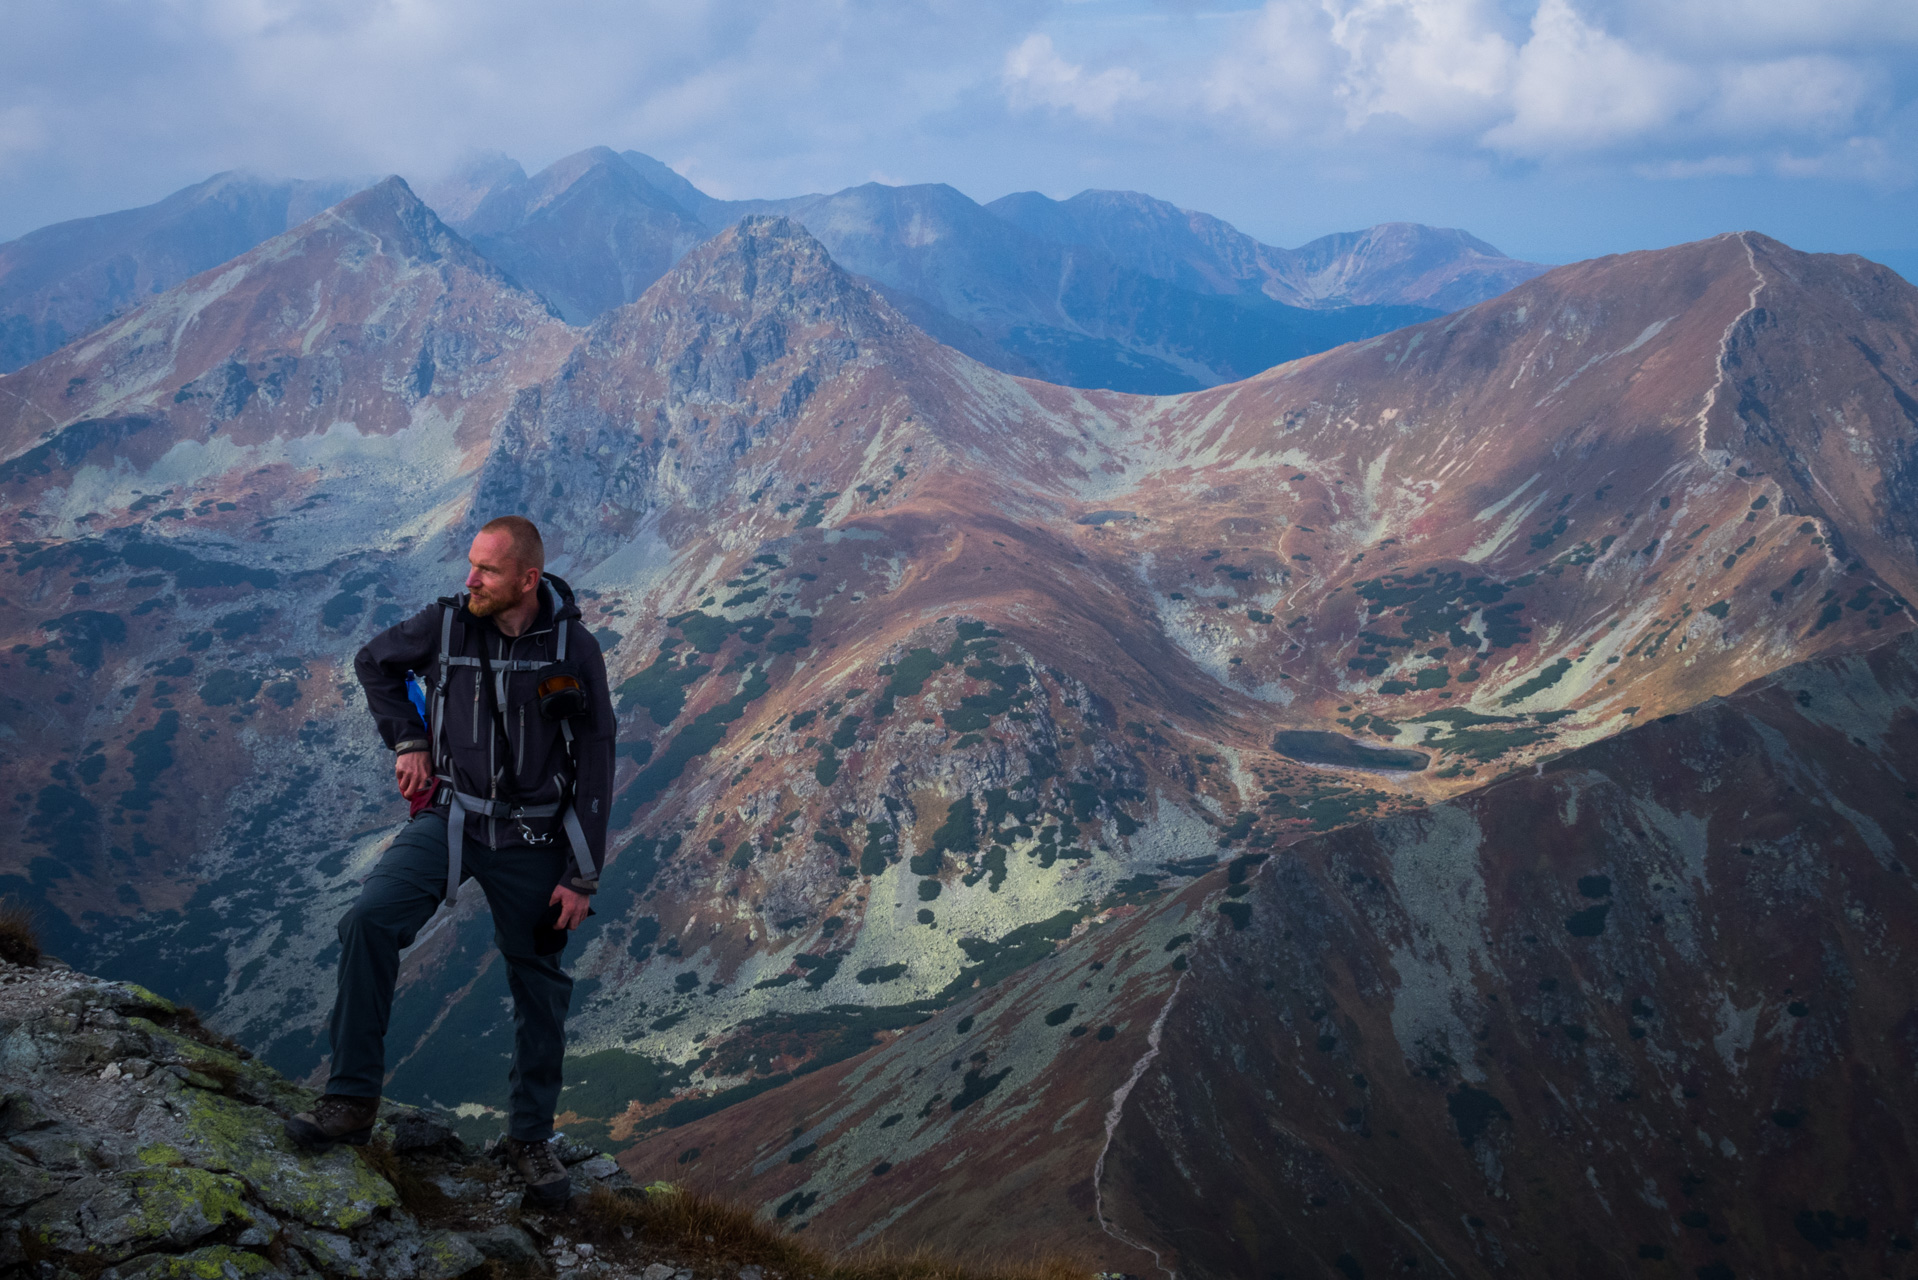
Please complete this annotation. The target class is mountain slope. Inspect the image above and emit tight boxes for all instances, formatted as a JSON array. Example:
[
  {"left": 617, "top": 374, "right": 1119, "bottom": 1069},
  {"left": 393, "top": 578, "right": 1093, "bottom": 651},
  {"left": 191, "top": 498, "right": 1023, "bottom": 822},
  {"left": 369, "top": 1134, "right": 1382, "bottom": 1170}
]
[
  {"left": 0, "top": 171, "right": 365, "bottom": 374},
  {"left": 0, "top": 212, "right": 1912, "bottom": 1268},
  {"left": 624, "top": 630, "right": 1918, "bottom": 1277}
]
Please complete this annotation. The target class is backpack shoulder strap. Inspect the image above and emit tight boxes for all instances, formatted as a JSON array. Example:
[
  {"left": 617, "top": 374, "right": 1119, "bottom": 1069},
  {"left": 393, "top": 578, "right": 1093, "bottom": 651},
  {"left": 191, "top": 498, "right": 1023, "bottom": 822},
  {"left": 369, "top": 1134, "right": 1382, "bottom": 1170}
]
[{"left": 432, "top": 601, "right": 457, "bottom": 772}]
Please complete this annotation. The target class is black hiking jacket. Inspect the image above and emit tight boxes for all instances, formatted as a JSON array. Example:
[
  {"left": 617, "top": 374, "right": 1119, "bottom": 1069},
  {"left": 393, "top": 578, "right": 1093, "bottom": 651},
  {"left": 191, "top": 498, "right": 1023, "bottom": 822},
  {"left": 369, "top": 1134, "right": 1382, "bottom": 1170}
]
[{"left": 353, "top": 574, "right": 616, "bottom": 887}]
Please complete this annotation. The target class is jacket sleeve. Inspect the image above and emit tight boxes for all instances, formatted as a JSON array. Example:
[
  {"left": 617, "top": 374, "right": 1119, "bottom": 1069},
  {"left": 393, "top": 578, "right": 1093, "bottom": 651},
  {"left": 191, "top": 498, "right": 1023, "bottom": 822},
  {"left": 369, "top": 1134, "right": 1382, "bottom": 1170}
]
[
  {"left": 569, "top": 629, "right": 617, "bottom": 885},
  {"left": 353, "top": 604, "right": 441, "bottom": 754}
]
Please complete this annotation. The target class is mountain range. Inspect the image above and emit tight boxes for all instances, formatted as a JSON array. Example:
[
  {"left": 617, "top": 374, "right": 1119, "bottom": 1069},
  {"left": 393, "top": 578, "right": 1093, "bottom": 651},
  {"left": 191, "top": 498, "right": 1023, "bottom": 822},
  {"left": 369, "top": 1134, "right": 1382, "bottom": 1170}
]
[
  {"left": 2, "top": 146, "right": 1546, "bottom": 390},
  {"left": 0, "top": 170, "right": 1913, "bottom": 1277}
]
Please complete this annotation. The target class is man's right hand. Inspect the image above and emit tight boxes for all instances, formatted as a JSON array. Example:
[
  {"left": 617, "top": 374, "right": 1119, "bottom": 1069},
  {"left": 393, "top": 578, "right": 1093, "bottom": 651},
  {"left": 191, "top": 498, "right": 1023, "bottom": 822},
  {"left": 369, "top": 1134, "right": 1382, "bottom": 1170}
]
[{"left": 395, "top": 751, "right": 434, "bottom": 801}]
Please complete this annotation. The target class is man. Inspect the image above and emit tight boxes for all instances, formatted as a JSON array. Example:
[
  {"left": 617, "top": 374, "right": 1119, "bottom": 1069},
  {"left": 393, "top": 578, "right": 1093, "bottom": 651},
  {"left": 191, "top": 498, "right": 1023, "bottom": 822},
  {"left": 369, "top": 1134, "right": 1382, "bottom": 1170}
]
[{"left": 285, "top": 516, "right": 616, "bottom": 1204}]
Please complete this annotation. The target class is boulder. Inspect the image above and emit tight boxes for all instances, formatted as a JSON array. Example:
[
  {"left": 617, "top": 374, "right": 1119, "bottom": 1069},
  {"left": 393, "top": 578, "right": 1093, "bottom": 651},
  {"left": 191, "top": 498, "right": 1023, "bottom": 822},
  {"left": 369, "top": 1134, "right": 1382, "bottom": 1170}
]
[{"left": 23, "top": 1165, "right": 253, "bottom": 1263}]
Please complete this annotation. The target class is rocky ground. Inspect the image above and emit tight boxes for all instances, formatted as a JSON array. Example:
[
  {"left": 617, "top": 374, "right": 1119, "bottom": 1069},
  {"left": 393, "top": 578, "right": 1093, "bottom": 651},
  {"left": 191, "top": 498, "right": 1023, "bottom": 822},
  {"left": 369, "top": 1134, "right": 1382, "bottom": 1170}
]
[{"left": 0, "top": 955, "right": 776, "bottom": 1280}]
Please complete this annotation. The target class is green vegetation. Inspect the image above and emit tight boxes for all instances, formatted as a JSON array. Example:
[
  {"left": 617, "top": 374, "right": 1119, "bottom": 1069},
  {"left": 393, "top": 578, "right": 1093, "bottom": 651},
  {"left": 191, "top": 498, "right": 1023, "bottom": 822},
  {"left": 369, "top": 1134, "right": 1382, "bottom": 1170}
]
[
  {"left": 926, "top": 796, "right": 978, "bottom": 864},
  {"left": 614, "top": 667, "right": 770, "bottom": 823},
  {"left": 558, "top": 1048, "right": 696, "bottom": 1121},
  {"left": 795, "top": 493, "right": 840, "bottom": 528},
  {"left": 943, "top": 910, "right": 1083, "bottom": 1000},
  {"left": 1272, "top": 730, "right": 1428, "bottom": 772},
  {"left": 1500, "top": 657, "right": 1573, "bottom": 706},
  {"left": 860, "top": 821, "right": 897, "bottom": 875},
  {"left": 200, "top": 668, "right": 262, "bottom": 706},
  {"left": 321, "top": 591, "right": 364, "bottom": 629},
  {"left": 617, "top": 652, "right": 709, "bottom": 725},
  {"left": 831, "top": 715, "right": 861, "bottom": 749},
  {"left": 43, "top": 610, "right": 126, "bottom": 669}
]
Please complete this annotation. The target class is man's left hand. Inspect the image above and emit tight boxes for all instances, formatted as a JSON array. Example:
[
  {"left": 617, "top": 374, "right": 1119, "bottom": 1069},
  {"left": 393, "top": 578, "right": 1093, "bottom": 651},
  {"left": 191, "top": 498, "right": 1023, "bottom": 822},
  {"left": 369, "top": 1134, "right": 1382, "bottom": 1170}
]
[{"left": 549, "top": 885, "right": 591, "bottom": 930}]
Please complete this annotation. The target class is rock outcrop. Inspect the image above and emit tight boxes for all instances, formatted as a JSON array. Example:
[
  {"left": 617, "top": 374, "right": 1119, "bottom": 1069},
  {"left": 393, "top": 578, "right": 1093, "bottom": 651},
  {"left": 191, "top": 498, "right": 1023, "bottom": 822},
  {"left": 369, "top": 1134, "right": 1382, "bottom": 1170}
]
[{"left": 0, "top": 959, "right": 643, "bottom": 1278}]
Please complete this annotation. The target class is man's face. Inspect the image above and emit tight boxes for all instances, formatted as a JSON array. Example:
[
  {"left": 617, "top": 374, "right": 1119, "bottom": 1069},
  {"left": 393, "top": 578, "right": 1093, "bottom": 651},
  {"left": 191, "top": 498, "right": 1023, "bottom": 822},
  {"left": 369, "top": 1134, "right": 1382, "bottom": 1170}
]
[{"left": 466, "top": 530, "right": 537, "bottom": 617}]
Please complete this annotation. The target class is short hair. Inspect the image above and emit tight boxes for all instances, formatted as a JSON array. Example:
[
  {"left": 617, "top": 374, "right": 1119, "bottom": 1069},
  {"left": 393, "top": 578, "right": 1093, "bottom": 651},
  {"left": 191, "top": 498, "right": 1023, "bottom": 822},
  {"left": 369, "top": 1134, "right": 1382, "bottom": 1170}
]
[{"left": 478, "top": 516, "right": 545, "bottom": 572}]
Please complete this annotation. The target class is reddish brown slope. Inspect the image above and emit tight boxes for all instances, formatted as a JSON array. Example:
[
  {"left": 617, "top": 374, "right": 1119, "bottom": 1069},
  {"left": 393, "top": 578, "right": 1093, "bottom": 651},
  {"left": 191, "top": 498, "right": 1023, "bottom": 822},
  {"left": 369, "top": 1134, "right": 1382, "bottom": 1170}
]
[
  {"left": 1102, "top": 630, "right": 1918, "bottom": 1279},
  {"left": 623, "top": 632, "right": 1918, "bottom": 1278}
]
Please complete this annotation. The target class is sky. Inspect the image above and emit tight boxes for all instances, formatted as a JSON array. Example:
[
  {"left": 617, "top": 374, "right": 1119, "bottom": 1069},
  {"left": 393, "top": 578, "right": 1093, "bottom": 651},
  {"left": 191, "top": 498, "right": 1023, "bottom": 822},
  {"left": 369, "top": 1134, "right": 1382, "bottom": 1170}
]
[{"left": 3, "top": 0, "right": 1916, "bottom": 277}]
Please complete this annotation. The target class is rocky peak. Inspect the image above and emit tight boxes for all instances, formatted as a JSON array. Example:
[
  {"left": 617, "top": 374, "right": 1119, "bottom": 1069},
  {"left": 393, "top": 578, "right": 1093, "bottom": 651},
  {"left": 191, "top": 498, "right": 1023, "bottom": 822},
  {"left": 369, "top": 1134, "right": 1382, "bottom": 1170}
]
[{"left": 317, "top": 175, "right": 506, "bottom": 279}]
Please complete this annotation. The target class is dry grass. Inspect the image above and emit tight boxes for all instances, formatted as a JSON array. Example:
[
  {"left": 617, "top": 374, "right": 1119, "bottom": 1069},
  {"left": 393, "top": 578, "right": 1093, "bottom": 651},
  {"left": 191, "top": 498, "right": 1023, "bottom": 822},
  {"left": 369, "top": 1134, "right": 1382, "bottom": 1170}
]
[
  {"left": 355, "top": 1136, "right": 456, "bottom": 1219},
  {"left": 165, "top": 1001, "right": 254, "bottom": 1059},
  {"left": 574, "top": 1186, "right": 1088, "bottom": 1280},
  {"left": 0, "top": 897, "right": 41, "bottom": 968}
]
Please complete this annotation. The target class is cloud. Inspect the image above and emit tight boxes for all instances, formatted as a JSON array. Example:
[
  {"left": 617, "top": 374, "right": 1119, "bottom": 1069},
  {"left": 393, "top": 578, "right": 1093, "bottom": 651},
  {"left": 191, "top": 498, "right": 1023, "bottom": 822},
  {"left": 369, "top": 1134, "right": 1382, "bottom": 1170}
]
[
  {"left": 1001, "top": 0, "right": 1918, "bottom": 175},
  {"left": 1003, "top": 33, "right": 1146, "bottom": 121},
  {"left": 1324, "top": 0, "right": 1518, "bottom": 134},
  {"left": 1483, "top": 0, "right": 1694, "bottom": 154},
  {"left": 0, "top": 0, "right": 1038, "bottom": 236}
]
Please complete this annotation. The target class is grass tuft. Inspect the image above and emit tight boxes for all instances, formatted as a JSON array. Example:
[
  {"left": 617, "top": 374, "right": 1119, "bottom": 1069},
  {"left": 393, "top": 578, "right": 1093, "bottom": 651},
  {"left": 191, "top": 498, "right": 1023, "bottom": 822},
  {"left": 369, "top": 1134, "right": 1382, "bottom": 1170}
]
[
  {"left": 354, "top": 1136, "right": 455, "bottom": 1219},
  {"left": 574, "top": 1185, "right": 1087, "bottom": 1280},
  {"left": 0, "top": 898, "right": 40, "bottom": 967}
]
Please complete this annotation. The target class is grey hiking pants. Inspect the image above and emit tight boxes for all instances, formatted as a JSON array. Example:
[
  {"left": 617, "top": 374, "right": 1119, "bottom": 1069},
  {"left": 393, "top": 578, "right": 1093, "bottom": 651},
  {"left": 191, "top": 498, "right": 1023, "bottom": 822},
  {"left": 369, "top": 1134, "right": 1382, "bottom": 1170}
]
[{"left": 326, "top": 813, "right": 572, "bottom": 1141}]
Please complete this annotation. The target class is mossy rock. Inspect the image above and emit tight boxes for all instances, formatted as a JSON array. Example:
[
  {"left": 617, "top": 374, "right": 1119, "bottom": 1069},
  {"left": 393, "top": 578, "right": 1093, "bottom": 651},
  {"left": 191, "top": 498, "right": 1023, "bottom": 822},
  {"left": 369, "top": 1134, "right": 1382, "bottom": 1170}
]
[
  {"left": 101, "top": 1243, "right": 279, "bottom": 1279},
  {"left": 110, "top": 983, "right": 181, "bottom": 1017},
  {"left": 26, "top": 1166, "right": 253, "bottom": 1262},
  {"left": 125, "top": 1016, "right": 307, "bottom": 1109},
  {"left": 417, "top": 1228, "right": 486, "bottom": 1280},
  {"left": 170, "top": 1090, "right": 398, "bottom": 1230}
]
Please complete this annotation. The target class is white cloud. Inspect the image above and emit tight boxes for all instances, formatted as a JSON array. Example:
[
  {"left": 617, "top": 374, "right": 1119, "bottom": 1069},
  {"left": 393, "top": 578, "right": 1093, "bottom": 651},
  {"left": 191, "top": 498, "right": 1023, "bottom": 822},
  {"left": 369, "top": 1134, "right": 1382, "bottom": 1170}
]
[
  {"left": 1000, "top": 0, "right": 1918, "bottom": 175},
  {"left": 1201, "top": 2, "right": 1339, "bottom": 134},
  {"left": 1324, "top": 0, "right": 1517, "bottom": 133},
  {"left": 1483, "top": 0, "right": 1694, "bottom": 154},
  {"left": 1003, "top": 33, "right": 1146, "bottom": 121}
]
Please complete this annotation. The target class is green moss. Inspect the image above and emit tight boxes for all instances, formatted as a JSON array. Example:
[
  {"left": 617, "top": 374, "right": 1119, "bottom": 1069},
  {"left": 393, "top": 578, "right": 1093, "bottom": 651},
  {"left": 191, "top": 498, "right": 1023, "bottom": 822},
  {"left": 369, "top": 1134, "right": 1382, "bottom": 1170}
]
[
  {"left": 173, "top": 1090, "right": 396, "bottom": 1230},
  {"left": 119, "top": 1244, "right": 278, "bottom": 1278},
  {"left": 73, "top": 1166, "right": 255, "bottom": 1257}
]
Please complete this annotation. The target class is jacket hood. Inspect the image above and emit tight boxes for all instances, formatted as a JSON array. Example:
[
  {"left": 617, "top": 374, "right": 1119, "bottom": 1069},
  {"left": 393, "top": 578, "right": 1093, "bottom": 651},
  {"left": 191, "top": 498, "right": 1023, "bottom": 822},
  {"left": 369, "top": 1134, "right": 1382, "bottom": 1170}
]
[
  {"left": 446, "top": 572, "right": 583, "bottom": 629},
  {"left": 541, "top": 572, "right": 583, "bottom": 624}
]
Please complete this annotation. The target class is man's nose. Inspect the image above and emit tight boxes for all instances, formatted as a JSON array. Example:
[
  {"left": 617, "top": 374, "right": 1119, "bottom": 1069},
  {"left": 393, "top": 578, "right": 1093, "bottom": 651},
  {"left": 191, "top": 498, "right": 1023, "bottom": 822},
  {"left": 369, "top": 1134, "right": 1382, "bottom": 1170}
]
[{"left": 465, "top": 567, "right": 482, "bottom": 587}]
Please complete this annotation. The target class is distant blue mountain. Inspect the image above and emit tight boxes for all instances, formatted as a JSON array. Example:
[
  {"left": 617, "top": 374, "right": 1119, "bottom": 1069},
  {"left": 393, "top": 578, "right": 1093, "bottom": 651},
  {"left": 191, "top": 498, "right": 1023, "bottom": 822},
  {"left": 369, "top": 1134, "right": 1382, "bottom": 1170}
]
[
  {"left": 0, "top": 172, "right": 363, "bottom": 373},
  {"left": 0, "top": 148, "right": 1547, "bottom": 392}
]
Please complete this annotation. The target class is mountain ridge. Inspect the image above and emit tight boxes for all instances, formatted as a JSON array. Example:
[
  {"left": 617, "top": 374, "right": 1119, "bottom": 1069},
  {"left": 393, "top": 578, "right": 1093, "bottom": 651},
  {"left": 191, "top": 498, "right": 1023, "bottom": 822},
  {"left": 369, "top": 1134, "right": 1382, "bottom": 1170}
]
[
  {"left": 0, "top": 171, "right": 367, "bottom": 374},
  {"left": 2, "top": 146, "right": 1544, "bottom": 392}
]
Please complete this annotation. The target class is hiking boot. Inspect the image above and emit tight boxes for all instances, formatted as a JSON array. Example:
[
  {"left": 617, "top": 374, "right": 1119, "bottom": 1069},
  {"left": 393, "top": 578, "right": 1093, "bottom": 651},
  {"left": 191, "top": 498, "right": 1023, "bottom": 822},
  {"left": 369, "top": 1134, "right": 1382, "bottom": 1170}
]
[
  {"left": 284, "top": 1094, "right": 379, "bottom": 1151},
  {"left": 503, "top": 1136, "right": 573, "bottom": 1204}
]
